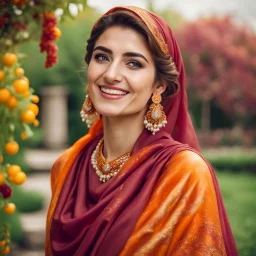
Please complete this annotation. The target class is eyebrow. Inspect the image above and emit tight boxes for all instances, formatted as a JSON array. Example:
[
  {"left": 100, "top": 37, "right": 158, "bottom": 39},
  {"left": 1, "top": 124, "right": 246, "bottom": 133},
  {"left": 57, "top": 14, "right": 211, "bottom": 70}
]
[{"left": 93, "top": 46, "right": 149, "bottom": 63}]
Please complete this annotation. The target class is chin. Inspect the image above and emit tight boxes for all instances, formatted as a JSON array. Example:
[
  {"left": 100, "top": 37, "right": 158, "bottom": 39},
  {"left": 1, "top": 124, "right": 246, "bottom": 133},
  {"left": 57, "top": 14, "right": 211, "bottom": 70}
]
[{"left": 95, "top": 106, "right": 124, "bottom": 118}]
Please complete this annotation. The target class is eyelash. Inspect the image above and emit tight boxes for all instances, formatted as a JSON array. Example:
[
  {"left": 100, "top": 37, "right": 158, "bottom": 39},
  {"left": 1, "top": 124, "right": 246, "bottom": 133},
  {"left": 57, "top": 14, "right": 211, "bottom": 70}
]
[
  {"left": 94, "top": 54, "right": 143, "bottom": 69},
  {"left": 95, "top": 54, "right": 108, "bottom": 61},
  {"left": 128, "top": 61, "right": 142, "bottom": 68}
]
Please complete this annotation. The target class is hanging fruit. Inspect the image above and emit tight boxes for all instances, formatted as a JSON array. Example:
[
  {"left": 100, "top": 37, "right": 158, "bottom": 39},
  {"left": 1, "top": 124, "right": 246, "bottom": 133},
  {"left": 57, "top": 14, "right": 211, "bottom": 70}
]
[{"left": 0, "top": 1, "right": 85, "bottom": 254}]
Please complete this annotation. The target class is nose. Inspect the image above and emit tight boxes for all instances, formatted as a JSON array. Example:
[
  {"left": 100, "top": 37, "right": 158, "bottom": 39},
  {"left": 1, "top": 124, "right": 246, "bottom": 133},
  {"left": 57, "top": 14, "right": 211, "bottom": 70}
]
[{"left": 103, "top": 61, "right": 123, "bottom": 83}]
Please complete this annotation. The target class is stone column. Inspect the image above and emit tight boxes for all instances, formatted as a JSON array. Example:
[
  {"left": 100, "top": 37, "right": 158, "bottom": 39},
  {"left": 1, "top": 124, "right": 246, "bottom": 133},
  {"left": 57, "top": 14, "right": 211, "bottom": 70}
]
[{"left": 41, "top": 86, "right": 69, "bottom": 148}]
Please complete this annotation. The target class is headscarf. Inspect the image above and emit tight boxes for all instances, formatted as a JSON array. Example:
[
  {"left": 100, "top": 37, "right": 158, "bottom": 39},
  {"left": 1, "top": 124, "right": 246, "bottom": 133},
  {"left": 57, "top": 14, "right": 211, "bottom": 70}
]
[{"left": 46, "top": 6, "right": 238, "bottom": 256}]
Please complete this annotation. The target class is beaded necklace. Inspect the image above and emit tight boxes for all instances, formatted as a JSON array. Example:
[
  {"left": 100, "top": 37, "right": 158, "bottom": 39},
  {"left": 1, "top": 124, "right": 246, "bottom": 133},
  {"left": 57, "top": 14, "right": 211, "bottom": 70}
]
[{"left": 91, "top": 138, "right": 131, "bottom": 183}]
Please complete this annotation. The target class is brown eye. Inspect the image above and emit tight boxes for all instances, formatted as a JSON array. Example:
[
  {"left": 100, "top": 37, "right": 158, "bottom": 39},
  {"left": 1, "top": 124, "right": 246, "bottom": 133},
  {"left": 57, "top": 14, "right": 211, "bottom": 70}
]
[
  {"left": 127, "top": 60, "right": 142, "bottom": 68},
  {"left": 95, "top": 54, "right": 109, "bottom": 61}
]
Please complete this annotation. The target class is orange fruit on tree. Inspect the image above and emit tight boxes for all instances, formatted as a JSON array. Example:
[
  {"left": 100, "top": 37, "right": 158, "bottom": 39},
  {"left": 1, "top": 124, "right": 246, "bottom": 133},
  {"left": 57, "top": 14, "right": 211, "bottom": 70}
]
[
  {"left": 13, "top": 79, "right": 29, "bottom": 94},
  {"left": 33, "top": 119, "right": 40, "bottom": 127},
  {"left": 21, "top": 110, "right": 35, "bottom": 123},
  {"left": 5, "top": 141, "right": 19, "bottom": 155},
  {"left": 7, "top": 165, "right": 21, "bottom": 177},
  {"left": 0, "top": 245, "right": 10, "bottom": 255},
  {"left": 2, "top": 53, "right": 17, "bottom": 67},
  {"left": 0, "top": 172, "right": 5, "bottom": 185},
  {"left": 21, "top": 131, "right": 28, "bottom": 140},
  {"left": 14, "top": 67, "right": 24, "bottom": 77},
  {"left": 27, "top": 103, "right": 39, "bottom": 116},
  {"left": 0, "top": 88, "right": 11, "bottom": 103},
  {"left": 0, "top": 69, "right": 4, "bottom": 81},
  {"left": 6, "top": 95, "right": 18, "bottom": 109},
  {"left": 0, "top": 240, "right": 6, "bottom": 247},
  {"left": 0, "top": 153, "right": 3, "bottom": 163},
  {"left": 11, "top": 171, "right": 26, "bottom": 185},
  {"left": 54, "top": 27, "right": 62, "bottom": 39},
  {"left": 3, "top": 203, "right": 16, "bottom": 215},
  {"left": 22, "top": 90, "right": 30, "bottom": 98},
  {"left": 32, "top": 95, "right": 39, "bottom": 103},
  {"left": 21, "top": 76, "right": 29, "bottom": 83}
]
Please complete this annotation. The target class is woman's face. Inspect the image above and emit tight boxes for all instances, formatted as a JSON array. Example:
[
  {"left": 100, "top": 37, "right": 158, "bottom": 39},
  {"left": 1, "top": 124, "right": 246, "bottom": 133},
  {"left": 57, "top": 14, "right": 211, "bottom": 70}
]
[{"left": 87, "top": 26, "right": 159, "bottom": 118}]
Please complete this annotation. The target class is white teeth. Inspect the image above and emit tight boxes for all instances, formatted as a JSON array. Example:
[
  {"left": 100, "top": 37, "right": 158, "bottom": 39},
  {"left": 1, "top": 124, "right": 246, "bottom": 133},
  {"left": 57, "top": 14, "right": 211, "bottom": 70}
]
[{"left": 100, "top": 87, "right": 127, "bottom": 95}]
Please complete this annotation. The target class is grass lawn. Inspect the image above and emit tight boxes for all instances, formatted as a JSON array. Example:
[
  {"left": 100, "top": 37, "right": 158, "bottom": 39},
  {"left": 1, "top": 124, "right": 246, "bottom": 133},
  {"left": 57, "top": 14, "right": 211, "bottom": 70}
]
[{"left": 216, "top": 171, "right": 256, "bottom": 256}]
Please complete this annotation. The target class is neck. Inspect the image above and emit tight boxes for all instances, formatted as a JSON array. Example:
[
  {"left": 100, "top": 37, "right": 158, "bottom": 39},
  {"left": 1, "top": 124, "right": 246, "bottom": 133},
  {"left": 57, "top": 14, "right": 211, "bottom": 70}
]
[{"left": 102, "top": 110, "right": 145, "bottom": 161}]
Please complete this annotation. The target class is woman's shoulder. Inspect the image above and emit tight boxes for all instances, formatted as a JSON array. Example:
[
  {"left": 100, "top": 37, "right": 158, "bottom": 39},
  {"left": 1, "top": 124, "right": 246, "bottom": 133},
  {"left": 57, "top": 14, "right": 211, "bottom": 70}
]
[
  {"left": 163, "top": 149, "right": 212, "bottom": 183},
  {"left": 170, "top": 150, "right": 208, "bottom": 168}
]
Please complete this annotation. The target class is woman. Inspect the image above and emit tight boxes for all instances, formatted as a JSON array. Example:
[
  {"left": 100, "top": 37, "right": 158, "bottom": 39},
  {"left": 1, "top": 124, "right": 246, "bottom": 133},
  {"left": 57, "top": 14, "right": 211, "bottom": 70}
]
[{"left": 45, "top": 6, "right": 238, "bottom": 256}]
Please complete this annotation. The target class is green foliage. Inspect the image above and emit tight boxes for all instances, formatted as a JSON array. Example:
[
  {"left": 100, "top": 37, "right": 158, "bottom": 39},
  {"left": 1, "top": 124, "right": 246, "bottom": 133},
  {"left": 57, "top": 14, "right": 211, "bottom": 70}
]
[
  {"left": 0, "top": 185, "right": 44, "bottom": 243},
  {"left": 203, "top": 151, "right": 256, "bottom": 171},
  {"left": 11, "top": 185, "right": 44, "bottom": 212},
  {"left": 217, "top": 171, "right": 256, "bottom": 256},
  {"left": 0, "top": 0, "right": 87, "bottom": 50},
  {"left": 21, "top": 7, "right": 99, "bottom": 88},
  {"left": 24, "top": 127, "right": 44, "bottom": 148},
  {"left": 157, "top": 8, "right": 185, "bottom": 31},
  {"left": 0, "top": 211, "right": 23, "bottom": 242},
  {"left": 2, "top": 149, "right": 28, "bottom": 175},
  {"left": 21, "top": 7, "right": 100, "bottom": 144},
  {"left": 189, "top": 99, "right": 235, "bottom": 130}
]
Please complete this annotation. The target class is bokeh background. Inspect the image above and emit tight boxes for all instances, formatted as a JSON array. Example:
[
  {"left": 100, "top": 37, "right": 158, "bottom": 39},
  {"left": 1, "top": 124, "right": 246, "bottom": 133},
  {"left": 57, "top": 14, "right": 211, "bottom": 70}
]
[{"left": 2, "top": 0, "right": 256, "bottom": 255}]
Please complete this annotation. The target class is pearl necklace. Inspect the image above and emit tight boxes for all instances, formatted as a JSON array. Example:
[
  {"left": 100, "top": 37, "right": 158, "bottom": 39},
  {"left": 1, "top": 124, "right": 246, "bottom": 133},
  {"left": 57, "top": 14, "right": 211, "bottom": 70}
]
[{"left": 91, "top": 138, "right": 131, "bottom": 183}]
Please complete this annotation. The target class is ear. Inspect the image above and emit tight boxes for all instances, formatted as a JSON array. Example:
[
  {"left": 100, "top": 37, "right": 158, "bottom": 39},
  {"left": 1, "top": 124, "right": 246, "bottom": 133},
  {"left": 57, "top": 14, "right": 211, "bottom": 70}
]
[{"left": 154, "top": 78, "right": 168, "bottom": 95}]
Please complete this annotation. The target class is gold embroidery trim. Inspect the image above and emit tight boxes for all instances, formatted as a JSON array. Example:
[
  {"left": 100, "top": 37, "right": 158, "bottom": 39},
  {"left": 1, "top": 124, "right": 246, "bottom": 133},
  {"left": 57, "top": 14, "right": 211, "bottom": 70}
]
[{"left": 107, "top": 6, "right": 169, "bottom": 55}]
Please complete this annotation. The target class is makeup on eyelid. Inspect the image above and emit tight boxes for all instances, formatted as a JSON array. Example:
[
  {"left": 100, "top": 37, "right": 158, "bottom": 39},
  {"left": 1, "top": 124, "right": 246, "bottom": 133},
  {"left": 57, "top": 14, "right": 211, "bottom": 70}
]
[{"left": 94, "top": 53, "right": 143, "bottom": 68}]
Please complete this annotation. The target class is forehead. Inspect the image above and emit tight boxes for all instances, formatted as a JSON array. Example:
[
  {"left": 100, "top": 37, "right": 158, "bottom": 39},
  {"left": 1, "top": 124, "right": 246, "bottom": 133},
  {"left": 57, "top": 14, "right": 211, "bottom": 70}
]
[{"left": 95, "top": 26, "right": 152, "bottom": 56}]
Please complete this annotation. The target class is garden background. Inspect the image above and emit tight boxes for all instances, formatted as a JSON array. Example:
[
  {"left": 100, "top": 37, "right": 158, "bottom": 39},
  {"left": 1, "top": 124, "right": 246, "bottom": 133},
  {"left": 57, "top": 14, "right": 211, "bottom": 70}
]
[{"left": 0, "top": 0, "right": 255, "bottom": 255}]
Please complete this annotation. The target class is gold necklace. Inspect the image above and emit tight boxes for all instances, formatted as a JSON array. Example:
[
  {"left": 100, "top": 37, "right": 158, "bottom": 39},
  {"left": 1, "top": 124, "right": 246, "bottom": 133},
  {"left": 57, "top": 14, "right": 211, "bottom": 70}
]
[{"left": 91, "top": 138, "right": 131, "bottom": 183}]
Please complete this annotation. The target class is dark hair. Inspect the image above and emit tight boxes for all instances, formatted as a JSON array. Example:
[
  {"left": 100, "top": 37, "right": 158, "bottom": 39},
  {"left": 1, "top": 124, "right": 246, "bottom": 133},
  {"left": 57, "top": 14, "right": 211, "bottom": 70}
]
[{"left": 85, "top": 11, "right": 180, "bottom": 100}]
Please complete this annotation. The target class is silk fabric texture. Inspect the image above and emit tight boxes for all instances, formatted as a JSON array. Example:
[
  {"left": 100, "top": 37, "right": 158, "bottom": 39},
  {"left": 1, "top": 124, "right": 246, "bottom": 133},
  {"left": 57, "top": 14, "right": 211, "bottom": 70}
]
[{"left": 46, "top": 6, "right": 238, "bottom": 256}]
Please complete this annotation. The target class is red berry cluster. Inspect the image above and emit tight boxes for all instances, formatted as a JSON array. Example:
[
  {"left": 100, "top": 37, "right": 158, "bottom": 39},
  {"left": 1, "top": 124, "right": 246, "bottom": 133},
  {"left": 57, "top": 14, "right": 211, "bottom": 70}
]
[
  {"left": 0, "top": 13, "right": 10, "bottom": 30},
  {"left": 39, "top": 13, "right": 59, "bottom": 68},
  {"left": 13, "top": 21, "right": 27, "bottom": 31},
  {"left": 0, "top": 14, "right": 26, "bottom": 33},
  {"left": 0, "top": 184, "right": 12, "bottom": 199}
]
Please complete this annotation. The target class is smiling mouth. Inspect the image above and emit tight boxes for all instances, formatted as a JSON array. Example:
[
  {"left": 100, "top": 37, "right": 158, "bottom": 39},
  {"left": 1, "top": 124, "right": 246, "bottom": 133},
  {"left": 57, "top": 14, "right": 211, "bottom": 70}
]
[{"left": 99, "top": 87, "right": 129, "bottom": 95}]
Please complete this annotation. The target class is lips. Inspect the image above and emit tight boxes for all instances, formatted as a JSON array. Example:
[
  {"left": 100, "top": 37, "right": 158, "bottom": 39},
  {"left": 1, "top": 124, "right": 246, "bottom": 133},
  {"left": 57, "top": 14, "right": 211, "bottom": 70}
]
[
  {"left": 100, "top": 87, "right": 127, "bottom": 95},
  {"left": 98, "top": 85, "right": 129, "bottom": 100},
  {"left": 99, "top": 85, "right": 129, "bottom": 95}
]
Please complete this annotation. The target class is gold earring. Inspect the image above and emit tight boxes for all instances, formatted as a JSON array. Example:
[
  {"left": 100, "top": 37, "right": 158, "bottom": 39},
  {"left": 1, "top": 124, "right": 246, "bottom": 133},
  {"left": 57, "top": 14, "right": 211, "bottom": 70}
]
[
  {"left": 144, "top": 92, "right": 167, "bottom": 135},
  {"left": 80, "top": 90, "right": 99, "bottom": 128}
]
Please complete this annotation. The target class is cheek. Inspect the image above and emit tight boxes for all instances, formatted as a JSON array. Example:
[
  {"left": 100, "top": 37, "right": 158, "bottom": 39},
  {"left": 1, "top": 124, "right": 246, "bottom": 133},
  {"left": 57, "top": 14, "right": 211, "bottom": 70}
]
[
  {"left": 87, "top": 61, "right": 105, "bottom": 86},
  {"left": 87, "top": 63, "right": 97, "bottom": 84},
  {"left": 129, "top": 69, "right": 155, "bottom": 95}
]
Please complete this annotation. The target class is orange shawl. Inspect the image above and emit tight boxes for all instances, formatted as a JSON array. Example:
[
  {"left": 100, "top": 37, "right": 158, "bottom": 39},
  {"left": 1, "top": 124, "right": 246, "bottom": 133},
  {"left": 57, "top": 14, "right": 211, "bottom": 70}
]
[{"left": 46, "top": 128, "right": 227, "bottom": 255}]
